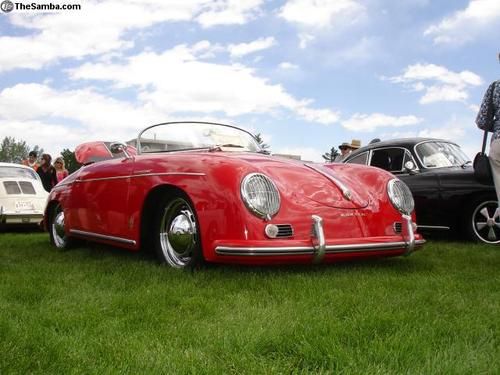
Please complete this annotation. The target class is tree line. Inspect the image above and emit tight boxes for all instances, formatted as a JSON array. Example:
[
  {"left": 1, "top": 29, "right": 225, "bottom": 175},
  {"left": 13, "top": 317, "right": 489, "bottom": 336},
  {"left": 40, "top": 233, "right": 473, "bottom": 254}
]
[
  {"left": 0, "top": 136, "right": 81, "bottom": 173},
  {"left": 0, "top": 134, "right": 341, "bottom": 167}
]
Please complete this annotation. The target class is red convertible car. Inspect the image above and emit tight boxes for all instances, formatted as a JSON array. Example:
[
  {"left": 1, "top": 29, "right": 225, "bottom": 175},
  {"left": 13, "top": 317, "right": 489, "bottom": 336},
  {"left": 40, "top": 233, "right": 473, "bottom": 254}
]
[{"left": 45, "top": 122, "right": 424, "bottom": 268}]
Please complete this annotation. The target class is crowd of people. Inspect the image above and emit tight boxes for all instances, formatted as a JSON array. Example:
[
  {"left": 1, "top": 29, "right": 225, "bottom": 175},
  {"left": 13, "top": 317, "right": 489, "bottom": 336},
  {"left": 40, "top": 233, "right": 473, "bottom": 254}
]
[{"left": 21, "top": 151, "right": 68, "bottom": 192}]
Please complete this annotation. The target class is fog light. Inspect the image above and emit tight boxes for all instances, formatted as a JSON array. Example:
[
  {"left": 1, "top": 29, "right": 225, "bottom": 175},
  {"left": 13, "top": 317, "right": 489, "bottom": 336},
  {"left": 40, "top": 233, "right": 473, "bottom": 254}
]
[{"left": 265, "top": 224, "right": 279, "bottom": 238}]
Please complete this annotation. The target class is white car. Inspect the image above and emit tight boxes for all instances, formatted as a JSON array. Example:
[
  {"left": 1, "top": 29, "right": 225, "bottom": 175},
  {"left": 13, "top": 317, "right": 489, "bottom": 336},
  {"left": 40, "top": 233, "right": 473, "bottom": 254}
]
[{"left": 0, "top": 162, "right": 49, "bottom": 227}]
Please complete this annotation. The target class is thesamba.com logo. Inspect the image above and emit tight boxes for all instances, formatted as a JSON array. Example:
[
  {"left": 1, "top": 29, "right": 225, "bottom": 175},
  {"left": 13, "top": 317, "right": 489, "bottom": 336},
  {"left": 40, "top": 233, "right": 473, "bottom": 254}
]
[{"left": 1, "top": 0, "right": 14, "bottom": 13}]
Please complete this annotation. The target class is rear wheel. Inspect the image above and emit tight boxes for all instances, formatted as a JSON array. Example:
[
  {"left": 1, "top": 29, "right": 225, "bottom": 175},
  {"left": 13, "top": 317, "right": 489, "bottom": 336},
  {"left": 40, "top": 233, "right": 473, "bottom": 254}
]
[
  {"left": 153, "top": 194, "right": 203, "bottom": 268},
  {"left": 49, "top": 203, "right": 74, "bottom": 249},
  {"left": 465, "top": 199, "right": 500, "bottom": 244}
]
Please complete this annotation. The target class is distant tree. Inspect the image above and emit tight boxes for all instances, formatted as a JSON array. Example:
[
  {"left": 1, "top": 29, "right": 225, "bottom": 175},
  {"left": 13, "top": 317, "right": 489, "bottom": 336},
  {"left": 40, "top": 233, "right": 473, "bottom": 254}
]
[
  {"left": 0, "top": 136, "right": 30, "bottom": 163},
  {"left": 254, "top": 133, "right": 270, "bottom": 152},
  {"left": 61, "top": 148, "right": 81, "bottom": 174},
  {"left": 322, "top": 146, "right": 340, "bottom": 163}
]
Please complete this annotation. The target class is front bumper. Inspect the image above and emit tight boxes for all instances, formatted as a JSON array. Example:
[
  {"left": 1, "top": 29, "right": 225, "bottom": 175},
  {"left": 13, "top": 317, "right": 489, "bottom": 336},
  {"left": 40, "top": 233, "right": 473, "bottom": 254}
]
[{"left": 215, "top": 214, "right": 424, "bottom": 263}]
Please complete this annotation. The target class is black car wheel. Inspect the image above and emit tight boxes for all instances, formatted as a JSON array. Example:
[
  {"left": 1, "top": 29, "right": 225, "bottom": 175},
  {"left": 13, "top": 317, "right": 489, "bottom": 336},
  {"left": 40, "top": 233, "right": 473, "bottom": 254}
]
[
  {"left": 466, "top": 199, "right": 500, "bottom": 244},
  {"left": 153, "top": 194, "right": 203, "bottom": 268}
]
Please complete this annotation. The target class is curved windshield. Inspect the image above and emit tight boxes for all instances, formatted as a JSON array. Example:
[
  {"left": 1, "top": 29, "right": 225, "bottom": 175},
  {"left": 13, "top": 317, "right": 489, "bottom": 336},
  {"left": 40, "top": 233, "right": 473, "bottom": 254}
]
[
  {"left": 415, "top": 141, "right": 470, "bottom": 168},
  {"left": 138, "top": 122, "right": 261, "bottom": 154},
  {"left": 0, "top": 166, "right": 38, "bottom": 180}
]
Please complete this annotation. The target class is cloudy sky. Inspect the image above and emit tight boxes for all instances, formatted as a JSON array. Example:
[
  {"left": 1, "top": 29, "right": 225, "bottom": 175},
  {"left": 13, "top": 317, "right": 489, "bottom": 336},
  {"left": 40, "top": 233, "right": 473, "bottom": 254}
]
[{"left": 0, "top": 0, "right": 499, "bottom": 161}]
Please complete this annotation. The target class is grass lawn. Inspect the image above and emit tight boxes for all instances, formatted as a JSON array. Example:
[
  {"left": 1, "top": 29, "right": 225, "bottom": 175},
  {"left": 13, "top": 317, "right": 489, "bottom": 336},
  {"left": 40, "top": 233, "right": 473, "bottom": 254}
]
[{"left": 0, "top": 232, "right": 499, "bottom": 374}]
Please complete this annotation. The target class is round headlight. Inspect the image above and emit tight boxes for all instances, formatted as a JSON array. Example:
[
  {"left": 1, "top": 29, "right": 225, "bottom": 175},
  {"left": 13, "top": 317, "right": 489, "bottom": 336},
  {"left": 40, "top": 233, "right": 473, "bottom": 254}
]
[
  {"left": 387, "top": 179, "right": 414, "bottom": 215},
  {"left": 241, "top": 173, "right": 280, "bottom": 220}
]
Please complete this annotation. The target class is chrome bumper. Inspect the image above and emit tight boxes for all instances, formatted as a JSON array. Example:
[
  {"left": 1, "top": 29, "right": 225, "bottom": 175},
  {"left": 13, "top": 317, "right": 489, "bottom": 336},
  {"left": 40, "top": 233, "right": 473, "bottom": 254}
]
[
  {"left": 215, "top": 214, "right": 424, "bottom": 262},
  {"left": 0, "top": 206, "right": 44, "bottom": 225}
]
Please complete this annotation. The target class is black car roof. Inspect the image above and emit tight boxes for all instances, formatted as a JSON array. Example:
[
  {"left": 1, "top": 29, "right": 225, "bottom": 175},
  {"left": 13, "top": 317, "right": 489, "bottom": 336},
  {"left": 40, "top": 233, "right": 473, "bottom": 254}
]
[{"left": 347, "top": 137, "right": 457, "bottom": 158}]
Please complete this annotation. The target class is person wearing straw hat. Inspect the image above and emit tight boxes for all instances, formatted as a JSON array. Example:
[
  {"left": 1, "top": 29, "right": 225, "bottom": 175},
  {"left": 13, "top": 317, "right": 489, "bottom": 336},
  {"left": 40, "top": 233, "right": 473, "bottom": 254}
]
[
  {"left": 334, "top": 142, "right": 354, "bottom": 161},
  {"left": 350, "top": 139, "right": 361, "bottom": 150}
]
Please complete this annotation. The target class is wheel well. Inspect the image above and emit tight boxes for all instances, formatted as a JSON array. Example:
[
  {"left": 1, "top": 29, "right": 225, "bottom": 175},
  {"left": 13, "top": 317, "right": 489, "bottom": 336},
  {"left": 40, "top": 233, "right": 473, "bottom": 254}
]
[
  {"left": 44, "top": 200, "right": 60, "bottom": 231},
  {"left": 139, "top": 185, "right": 190, "bottom": 251},
  {"left": 460, "top": 193, "right": 498, "bottom": 237}
]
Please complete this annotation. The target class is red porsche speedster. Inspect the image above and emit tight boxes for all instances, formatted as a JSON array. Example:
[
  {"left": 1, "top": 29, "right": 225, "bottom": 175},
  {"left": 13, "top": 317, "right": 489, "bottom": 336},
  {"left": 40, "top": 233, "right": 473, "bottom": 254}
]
[{"left": 45, "top": 121, "right": 424, "bottom": 268}]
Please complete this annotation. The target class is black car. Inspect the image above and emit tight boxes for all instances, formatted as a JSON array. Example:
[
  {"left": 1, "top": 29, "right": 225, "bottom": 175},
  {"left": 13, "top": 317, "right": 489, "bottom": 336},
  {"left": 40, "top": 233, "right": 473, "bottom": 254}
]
[{"left": 343, "top": 138, "right": 498, "bottom": 244}]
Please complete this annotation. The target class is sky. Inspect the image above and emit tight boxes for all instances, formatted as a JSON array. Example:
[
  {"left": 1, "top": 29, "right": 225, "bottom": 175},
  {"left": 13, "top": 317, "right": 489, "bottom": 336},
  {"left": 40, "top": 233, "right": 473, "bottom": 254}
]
[{"left": 0, "top": 0, "right": 499, "bottom": 162}]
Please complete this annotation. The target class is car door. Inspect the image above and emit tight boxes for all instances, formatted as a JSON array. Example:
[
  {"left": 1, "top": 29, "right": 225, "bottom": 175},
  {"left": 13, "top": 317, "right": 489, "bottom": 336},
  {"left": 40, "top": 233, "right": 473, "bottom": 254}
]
[
  {"left": 69, "top": 157, "right": 134, "bottom": 239},
  {"left": 368, "top": 147, "right": 444, "bottom": 228}
]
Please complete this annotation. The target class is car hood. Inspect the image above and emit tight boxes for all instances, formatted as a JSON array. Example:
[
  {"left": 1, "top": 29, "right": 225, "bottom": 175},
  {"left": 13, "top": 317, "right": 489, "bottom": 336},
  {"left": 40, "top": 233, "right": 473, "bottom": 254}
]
[{"left": 213, "top": 153, "right": 370, "bottom": 209}]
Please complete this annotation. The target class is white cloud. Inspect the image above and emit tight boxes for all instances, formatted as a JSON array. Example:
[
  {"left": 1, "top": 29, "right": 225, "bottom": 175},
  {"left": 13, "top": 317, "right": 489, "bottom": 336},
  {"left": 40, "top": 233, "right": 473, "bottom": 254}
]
[
  {"left": 196, "top": 0, "right": 263, "bottom": 27},
  {"left": 0, "top": 0, "right": 264, "bottom": 72},
  {"left": 342, "top": 113, "right": 422, "bottom": 132},
  {"left": 228, "top": 37, "right": 276, "bottom": 58},
  {"left": 0, "top": 83, "right": 163, "bottom": 141},
  {"left": 298, "top": 33, "right": 315, "bottom": 49},
  {"left": 279, "top": 62, "right": 299, "bottom": 70},
  {"left": 69, "top": 42, "right": 340, "bottom": 124},
  {"left": 424, "top": 0, "right": 500, "bottom": 45},
  {"left": 387, "top": 63, "right": 483, "bottom": 104},
  {"left": 279, "top": 0, "right": 366, "bottom": 29}
]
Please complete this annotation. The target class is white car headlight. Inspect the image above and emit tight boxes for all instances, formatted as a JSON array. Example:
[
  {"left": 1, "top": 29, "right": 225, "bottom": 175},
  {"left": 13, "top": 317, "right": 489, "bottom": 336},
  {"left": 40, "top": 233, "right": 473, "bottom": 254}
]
[
  {"left": 387, "top": 178, "right": 414, "bottom": 215},
  {"left": 241, "top": 173, "right": 280, "bottom": 220}
]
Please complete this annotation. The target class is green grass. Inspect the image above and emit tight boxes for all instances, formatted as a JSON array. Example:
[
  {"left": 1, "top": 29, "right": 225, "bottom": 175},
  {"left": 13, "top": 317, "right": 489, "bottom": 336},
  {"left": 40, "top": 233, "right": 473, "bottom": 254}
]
[{"left": 0, "top": 232, "right": 499, "bottom": 374}]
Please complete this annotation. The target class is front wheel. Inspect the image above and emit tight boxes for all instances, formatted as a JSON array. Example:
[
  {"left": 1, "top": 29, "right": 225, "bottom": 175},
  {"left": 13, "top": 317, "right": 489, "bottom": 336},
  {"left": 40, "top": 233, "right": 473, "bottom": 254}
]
[
  {"left": 153, "top": 195, "right": 203, "bottom": 268},
  {"left": 465, "top": 199, "right": 500, "bottom": 244}
]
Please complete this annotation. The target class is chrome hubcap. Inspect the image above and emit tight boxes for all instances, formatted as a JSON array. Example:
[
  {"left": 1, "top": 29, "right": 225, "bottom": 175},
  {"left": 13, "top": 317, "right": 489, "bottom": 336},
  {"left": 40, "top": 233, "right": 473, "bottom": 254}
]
[
  {"left": 472, "top": 201, "right": 500, "bottom": 244},
  {"left": 52, "top": 209, "right": 67, "bottom": 248},
  {"left": 160, "top": 198, "right": 197, "bottom": 268}
]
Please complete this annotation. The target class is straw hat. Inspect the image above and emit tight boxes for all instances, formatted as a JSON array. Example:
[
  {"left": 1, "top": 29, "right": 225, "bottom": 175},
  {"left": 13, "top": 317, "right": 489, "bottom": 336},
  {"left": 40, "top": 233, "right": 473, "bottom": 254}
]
[{"left": 350, "top": 139, "right": 361, "bottom": 149}]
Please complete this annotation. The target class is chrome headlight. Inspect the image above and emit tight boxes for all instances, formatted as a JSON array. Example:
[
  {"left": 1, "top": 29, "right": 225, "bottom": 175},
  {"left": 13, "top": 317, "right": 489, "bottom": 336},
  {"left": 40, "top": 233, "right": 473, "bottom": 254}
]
[
  {"left": 387, "top": 179, "right": 414, "bottom": 215},
  {"left": 241, "top": 173, "right": 280, "bottom": 220}
]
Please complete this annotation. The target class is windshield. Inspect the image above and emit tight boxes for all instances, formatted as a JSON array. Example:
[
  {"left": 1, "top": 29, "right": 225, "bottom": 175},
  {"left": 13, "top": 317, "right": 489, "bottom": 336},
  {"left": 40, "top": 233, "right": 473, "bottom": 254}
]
[
  {"left": 138, "top": 122, "right": 261, "bottom": 153},
  {"left": 415, "top": 141, "right": 470, "bottom": 168},
  {"left": 0, "top": 166, "right": 38, "bottom": 180}
]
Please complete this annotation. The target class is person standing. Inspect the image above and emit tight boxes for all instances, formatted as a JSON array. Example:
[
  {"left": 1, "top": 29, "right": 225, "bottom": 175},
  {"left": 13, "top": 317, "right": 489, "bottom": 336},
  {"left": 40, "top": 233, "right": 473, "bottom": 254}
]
[
  {"left": 22, "top": 151, "right": 39, "bottom": 171},
  {"left": 334, "top": 142, "right": 353, "bottom": 161},
  {"left": 37, "top": 154, "right": 58, "bottom": 192},
  {"left": 54, "top": 157, "right": 69, "bottom": 183},
  {"left": 475, "top": 54, "right": 500, "bottom": 206}
]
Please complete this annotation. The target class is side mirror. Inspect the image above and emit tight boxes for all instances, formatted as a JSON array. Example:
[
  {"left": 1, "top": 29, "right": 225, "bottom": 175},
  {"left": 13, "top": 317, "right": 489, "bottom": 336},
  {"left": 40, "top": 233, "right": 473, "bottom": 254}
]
[
  {"left": 404, "top": 160, "right": 418, "bottom": 174},
  {"left": 109, "top": 142, "right": 131, "bottom": 159}
]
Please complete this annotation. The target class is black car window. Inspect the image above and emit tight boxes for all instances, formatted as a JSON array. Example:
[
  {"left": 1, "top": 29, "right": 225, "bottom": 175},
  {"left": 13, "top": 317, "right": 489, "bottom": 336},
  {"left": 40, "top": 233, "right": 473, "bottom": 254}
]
[
  {"left": 370, "top": 148, "right": 406, "bottom": 172},
  {"left": 346, "top": 152, "right": 368, "bottom": 165}
]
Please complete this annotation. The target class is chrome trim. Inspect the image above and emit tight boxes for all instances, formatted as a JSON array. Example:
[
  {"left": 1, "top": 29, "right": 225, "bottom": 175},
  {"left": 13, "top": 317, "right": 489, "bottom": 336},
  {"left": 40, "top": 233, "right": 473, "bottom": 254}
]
[
  {"left": 240, "top": 173, "right": 280, "bottom": 220},
  {"left": 311, "top": 215, "right": 326, "bottom": 263},
  {"left": 70, "top": 229, "right": 136, "bottom": 245},
  {"left": 75, "top": 172, "right": 205, "bottom": 183},
  {"left": 402, "top": 214, "right": 415, "bottom": 256},
  {"left": 417, "top": 225, "right": 450, "bottom": 230},
  {"left": 387, "top": 178, "right": 414, "bottom": 215},
  {"left": 215, "top": 239, "right": 426, "bottom": 256},
  {"left": 109, "top": 142, "right": 131, "bottom": 159},
  {"left": 136, "top": 121, "right": 263, "bottom": 155},
  {"left": 304, "top": 163, "right": 352, "bottom": 201}
]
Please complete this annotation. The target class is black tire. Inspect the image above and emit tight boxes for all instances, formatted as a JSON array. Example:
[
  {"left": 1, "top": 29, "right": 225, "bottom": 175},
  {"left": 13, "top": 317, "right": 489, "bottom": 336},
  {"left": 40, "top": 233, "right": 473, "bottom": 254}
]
[
  {"left": 464, "top": 198, "right": 500, "bottom": 244},
  {"left": 49, "top": 203, "right": 74, "bottom": 249},
  {"left": 153, "top": 194, "right": 203, "bottom": 268}
]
